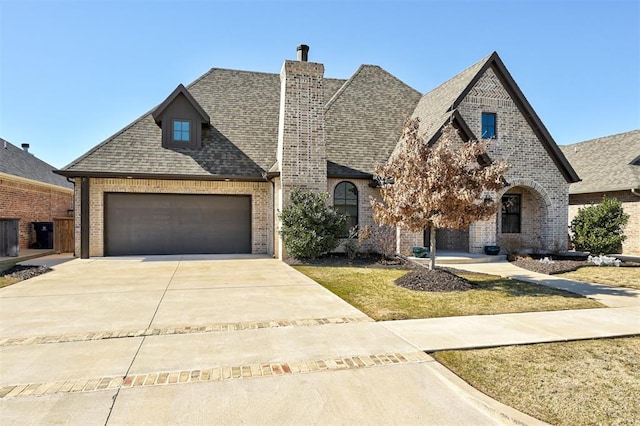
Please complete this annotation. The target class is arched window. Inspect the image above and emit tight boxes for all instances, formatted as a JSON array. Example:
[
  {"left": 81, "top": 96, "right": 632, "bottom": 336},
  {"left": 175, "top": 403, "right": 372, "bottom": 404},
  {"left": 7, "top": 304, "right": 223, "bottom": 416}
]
[{"left": 334, "top": 181, "right": 358, "bottom": 236}]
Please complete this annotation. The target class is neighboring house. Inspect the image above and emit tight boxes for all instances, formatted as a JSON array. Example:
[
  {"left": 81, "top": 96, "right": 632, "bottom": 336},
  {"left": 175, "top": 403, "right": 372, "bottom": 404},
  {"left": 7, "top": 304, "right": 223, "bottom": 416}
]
[
  {"left": 0, "top": 139, "right": 74, "bottom": 251},
  {"left": 561, "top": 131, "right": 640, "bottom": 255},
  {"left": 57, "top": 46, "right": 578, "bottom": 259}
]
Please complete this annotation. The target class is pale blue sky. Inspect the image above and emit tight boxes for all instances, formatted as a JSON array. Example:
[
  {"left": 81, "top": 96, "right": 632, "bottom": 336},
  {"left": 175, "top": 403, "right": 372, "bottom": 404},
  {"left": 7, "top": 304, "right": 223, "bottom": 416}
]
[{"left": 1, "top": 0, "right": 638, "bottom": 168}]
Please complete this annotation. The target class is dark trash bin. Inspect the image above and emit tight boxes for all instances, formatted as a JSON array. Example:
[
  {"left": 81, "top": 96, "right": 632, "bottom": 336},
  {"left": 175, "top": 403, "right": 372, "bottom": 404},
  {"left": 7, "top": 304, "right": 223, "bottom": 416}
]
[{"left": 32, "top": 222, "right": 54, "bottom": 249}]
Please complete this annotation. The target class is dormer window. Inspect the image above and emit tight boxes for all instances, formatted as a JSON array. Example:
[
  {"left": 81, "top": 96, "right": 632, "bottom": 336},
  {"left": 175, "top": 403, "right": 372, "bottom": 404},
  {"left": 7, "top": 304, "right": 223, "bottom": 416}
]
[
  {"left": 152, "top": 84, "right": 210, "bottom": 149},
  {"left": 173, "top": 120, "right": 191, "bottom": 142}
]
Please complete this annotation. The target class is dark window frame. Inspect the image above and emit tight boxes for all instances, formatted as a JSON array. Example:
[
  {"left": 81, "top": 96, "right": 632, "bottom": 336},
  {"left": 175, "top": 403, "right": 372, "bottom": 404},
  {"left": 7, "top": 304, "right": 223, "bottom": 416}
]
[
  {"left": 172, "top": 119, "right": 192, "bottom": 143},
  {"left": 481, "top": 112, "right": 497, "bottom": 139},
  {"left": 501, "top": 194, "right": 521, "bottom": 234},
  {"left": 333, "top": 181, "right": 359, "bottom": 237}
]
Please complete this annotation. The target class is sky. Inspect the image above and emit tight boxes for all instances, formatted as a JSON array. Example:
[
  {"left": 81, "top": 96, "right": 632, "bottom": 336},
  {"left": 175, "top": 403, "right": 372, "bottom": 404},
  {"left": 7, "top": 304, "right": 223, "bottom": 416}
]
[{"left": 0, "top": 0, "right": 638, "bottom": 169}]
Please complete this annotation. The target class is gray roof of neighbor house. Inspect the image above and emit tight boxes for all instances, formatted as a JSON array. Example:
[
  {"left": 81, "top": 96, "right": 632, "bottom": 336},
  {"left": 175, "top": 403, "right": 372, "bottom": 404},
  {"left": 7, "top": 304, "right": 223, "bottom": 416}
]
[
  {"left": 0, "top": 138, "right": 73, "bottom": 189},
  {"left": 560, "top": 130, "right": 640, "bottom": 194},
  {"left": 59, "top": 64, "right": 419, "bottom": 179}
]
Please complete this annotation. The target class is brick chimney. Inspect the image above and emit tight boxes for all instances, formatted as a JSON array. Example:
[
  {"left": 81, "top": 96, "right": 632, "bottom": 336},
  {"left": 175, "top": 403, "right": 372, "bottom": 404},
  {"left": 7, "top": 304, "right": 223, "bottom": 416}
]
[{"left": 275, "top": 44, "right": 327, "bottom": 258}]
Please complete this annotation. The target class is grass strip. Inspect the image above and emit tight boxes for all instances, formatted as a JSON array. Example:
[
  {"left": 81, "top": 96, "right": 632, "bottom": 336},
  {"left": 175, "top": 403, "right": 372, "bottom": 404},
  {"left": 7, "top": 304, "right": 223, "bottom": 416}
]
[{"left": 434, "top": 337, "right": 640, "bottom": 425}]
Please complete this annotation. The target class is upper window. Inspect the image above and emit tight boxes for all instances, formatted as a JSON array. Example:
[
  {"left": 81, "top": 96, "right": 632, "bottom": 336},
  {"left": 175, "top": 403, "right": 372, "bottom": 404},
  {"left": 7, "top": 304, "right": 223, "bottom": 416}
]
[
  {"left": 501, "top": 194, "right": 521, "bottom": 233},
  {"left": 334, "top": 181, "right": 358, "bottom": 236},
  {"left": 172, "top": 120, "right": 191, "bottom": 142},
  {"left": 481, "top": 113, "right": 497, "bottom": 139}
]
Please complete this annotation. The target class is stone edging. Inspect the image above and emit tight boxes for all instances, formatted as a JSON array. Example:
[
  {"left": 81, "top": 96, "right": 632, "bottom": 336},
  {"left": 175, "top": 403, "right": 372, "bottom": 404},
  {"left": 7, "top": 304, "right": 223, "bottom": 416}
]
[{"left": 0, "top": 351, "right": 431, "bottom": 399}]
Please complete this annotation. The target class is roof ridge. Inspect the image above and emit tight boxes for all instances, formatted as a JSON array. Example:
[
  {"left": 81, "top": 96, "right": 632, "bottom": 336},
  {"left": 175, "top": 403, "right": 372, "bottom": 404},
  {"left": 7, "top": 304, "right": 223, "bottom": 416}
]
[
  {"left": 563, "top": 129, "right": 640, "bottom": 147},
  {"left": 325, "top": 64, "right": 420, "bottom": 112},
  {"left": 420, "top": 52, "right": 494, "bottom": 107},
  {"left": 324, "top": 64, "right": 367, "bottom": 111}
]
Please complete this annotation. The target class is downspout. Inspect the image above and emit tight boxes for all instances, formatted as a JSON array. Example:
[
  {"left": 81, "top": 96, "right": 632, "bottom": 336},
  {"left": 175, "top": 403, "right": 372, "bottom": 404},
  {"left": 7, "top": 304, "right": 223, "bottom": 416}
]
[
  {"left": 263, "top": 171, "right": 277, "bottom": 259},
  {"left": 271, "top": 179, "right": 276, "bottom": 258},
  {"left": 66, "top": 177, "right": 76, "bottom": 257},
  {"left": 80, "top": 177, "right": 90, "bottom": 259},
  {"left": 631, "top": 188, "right": 640, "bottom": 198}
]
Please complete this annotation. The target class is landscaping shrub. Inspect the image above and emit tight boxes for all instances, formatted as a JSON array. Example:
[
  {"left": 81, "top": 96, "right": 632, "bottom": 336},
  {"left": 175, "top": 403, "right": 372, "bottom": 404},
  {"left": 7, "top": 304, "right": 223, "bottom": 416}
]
[
  {"left": 279, "top": 188, "right": 347, "bottom": 259},
  {"left": 343, "top": 225, "right": 373, "bottom": 261},
  {"left": 570, "top": 197, "right": 629, "bottom": 255}
]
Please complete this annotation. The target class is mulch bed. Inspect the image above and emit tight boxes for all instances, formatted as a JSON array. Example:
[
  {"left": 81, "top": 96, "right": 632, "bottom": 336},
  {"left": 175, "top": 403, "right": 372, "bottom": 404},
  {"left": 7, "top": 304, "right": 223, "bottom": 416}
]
[
  {"left": 510, "top": 258, "right": 591, "bottom": 275},
  {"left": 510, "top": 256, "right": 640, "bottom": 275},
  {"left": 286, "top": 253, "right": 411, "bottom": 269},
  {"left": 395, "top": 268, "right": 475, "bottom": 292},
  {"left": 0, "top": 265, "right": 52, "bottom": 281}
]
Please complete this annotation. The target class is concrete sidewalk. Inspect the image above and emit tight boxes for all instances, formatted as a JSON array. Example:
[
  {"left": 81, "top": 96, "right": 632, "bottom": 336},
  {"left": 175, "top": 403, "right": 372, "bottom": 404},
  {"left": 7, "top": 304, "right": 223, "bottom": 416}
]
[
  {"left": 384, "top": 306, "right": 640, "bottom": 352},
  {"left": 444, "top": 260, "right": 640, "bottom": 308}
]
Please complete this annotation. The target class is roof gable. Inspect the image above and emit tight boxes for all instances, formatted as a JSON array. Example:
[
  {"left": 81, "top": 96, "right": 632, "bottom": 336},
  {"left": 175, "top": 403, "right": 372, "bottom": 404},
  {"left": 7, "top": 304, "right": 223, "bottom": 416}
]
[
  {"left": 151, "top": 84, "right": 210, "bottom": 126},
  {"left": 0, "top": 138, "right": 72, "bottom": 189},
  {"left": 560, "top": 130, "right": 640, "bottom": 194},
  {"left": 324, "top": 65, "right": 422, "bottom": 176},
  {"left": 411, "top": 52, "right": 580, "bottom": 183}
]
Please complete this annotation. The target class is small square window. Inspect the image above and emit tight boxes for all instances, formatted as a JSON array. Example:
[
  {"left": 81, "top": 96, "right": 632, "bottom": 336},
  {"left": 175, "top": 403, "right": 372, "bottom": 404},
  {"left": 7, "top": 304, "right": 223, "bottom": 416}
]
[
  {"left": 172, "top": 120, "right": 191, "bottom": 142},
  {"left": 482, "top": 113, "right": 496, "bottom": 139}
]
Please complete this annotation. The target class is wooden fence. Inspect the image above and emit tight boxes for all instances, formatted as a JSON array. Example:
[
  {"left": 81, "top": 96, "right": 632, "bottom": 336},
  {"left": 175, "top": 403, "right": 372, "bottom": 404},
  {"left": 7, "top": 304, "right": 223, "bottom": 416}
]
[{"left": 53, "top": 218, "right": 74, "bottom": 253}]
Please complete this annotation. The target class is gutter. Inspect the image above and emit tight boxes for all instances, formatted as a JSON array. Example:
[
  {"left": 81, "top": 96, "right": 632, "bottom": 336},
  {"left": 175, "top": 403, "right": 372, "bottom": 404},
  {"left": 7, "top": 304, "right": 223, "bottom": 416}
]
[{"left": 54, "top": 170, "right": 269, "bottom": 183}]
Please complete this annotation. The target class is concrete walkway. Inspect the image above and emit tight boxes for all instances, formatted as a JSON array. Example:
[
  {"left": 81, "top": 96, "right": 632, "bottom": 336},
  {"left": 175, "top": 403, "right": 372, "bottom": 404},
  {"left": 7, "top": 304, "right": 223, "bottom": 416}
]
[
  {"left": 0, "top": 255, "right": 543, "bottom": 425},
  {"left": 444, "top": 260, "right": 640, "bottom": 308}
]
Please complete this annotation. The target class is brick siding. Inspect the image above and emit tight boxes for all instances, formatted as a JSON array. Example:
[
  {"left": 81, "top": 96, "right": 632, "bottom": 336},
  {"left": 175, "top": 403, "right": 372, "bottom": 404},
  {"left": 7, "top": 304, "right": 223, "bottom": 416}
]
[
  {"left": 397, "top": 67, "right": 570, "bottom": 255},
  {"left": 460, "top": 68, "right": 569, "bottom": 253},
  {"left": 0, "top": 175, "right": 73, "bottom": 250},
  {"left": 74, "top": 178, "right": 272, "bottom": 257},
  {"left": 275, "top": 59, "right": 327, "bottom": 258},
  {"left": 568, "top": 191, "right": 640, "bottom": 255}
]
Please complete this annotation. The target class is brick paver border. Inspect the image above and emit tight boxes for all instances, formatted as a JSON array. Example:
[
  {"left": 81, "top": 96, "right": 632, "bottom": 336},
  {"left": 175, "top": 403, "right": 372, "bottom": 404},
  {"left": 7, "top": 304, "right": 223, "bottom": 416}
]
[
  {"left": 0, "top": 316, "right": 372, "bottom": 347},
  {"left": 0, "top": 351, "right": 431, "bottom": 399}
]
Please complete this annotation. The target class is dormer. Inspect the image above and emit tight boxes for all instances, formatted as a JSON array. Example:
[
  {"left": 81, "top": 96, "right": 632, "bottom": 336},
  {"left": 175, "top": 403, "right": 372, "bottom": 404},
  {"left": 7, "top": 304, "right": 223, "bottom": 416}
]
[{"left": 152, "top": 84, "right": 210, "bottom": 149}]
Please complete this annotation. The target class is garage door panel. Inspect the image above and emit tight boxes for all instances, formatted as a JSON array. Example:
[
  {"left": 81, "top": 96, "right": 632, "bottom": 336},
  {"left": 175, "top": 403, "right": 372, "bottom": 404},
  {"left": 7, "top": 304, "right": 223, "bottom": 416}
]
[{"left": 105, "top": 193, "right": 251, "bottom": 256}]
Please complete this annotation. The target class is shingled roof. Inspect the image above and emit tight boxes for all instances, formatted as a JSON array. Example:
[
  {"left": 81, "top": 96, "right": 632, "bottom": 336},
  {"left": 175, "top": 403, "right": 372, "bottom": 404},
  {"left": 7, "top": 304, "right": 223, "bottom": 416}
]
[
  {"left": 0, "top": 138, "right": 72, "bottom": 189},
  {"left": 411, "top": 53, "right": 491, "bottom": 144},
  {"left": 59, "top": 61, "right": 422, "bottom": 180},
  {"left": 325, "top": 65, "right": 422, "bottom": 176},
  {"left": 560, "top": 130, "right": 640, "bottom": 194},
  {"left": 59, "top": 52, "right": 579, "bottom": 183}
]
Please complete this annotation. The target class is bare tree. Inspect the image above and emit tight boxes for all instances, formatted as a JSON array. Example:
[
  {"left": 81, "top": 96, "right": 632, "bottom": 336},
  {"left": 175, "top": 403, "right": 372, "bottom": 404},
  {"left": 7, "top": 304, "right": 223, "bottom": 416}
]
[{"left": 371, "top": 118, "right": 508, "bottom": 270}]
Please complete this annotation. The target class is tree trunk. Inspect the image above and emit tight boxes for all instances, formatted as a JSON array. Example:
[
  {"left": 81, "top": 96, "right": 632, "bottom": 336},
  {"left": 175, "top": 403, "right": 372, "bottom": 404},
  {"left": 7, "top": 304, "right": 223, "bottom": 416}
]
[{"left": 429, "top": 225, "right": 437, "bottom": 270}]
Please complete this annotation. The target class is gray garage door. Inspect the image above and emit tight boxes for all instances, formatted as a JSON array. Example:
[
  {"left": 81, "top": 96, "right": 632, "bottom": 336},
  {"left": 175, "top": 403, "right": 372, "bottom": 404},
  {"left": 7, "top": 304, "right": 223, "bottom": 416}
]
[{"left": 104, "top": 193, "right": 251, "bottom": 256}]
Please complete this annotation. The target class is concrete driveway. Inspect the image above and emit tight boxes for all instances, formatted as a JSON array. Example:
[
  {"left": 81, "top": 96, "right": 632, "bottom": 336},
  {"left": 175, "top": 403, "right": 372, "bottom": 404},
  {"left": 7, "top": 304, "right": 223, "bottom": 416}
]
[{"left": 0, "top": 255, "right": 540, "bottom": 425}]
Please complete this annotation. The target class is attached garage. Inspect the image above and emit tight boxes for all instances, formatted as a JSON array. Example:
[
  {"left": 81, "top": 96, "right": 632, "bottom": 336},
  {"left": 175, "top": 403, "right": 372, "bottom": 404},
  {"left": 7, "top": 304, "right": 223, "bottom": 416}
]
[{"left": 104, "top": 193, "right": 251, "bottom": 256}]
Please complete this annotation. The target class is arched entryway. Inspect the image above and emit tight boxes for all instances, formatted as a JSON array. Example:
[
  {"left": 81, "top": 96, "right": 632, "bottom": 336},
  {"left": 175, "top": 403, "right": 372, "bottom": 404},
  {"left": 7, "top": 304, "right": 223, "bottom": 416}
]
[{"left": 497, "top": 180, "right": 552, "bottom": 253}]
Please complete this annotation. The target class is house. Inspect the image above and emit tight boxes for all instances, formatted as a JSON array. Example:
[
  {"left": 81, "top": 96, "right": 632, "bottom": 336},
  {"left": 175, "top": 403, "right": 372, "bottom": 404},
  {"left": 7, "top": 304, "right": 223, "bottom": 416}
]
[
  {"left": 57, "top": 45, "right": 578, "bottom": 259},
  {"left": 561, "top": 130, "right": 640, "bottom": 255},
  {"left": 0, "top": 139, "right": 74, "bottom": 253}
]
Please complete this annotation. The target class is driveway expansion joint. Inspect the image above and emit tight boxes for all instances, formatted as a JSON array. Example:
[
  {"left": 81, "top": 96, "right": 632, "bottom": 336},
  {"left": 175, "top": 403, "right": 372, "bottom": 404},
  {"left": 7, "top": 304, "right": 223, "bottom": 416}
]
[{"left": 0, "top": 350, "right": 431, "bottom": 399}]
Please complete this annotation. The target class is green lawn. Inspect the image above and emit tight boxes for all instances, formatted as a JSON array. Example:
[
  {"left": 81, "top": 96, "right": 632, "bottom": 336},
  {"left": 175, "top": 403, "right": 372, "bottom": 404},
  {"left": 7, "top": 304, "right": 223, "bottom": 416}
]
[
  {"left": 434, "top": 337, "right": 640, "bottom": 425},
  {"left": 294, "top": 266, "right": 604, "bottom": 320},
  {"left": 557, "top": 266, "right": 640, "bottom": 290}
]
